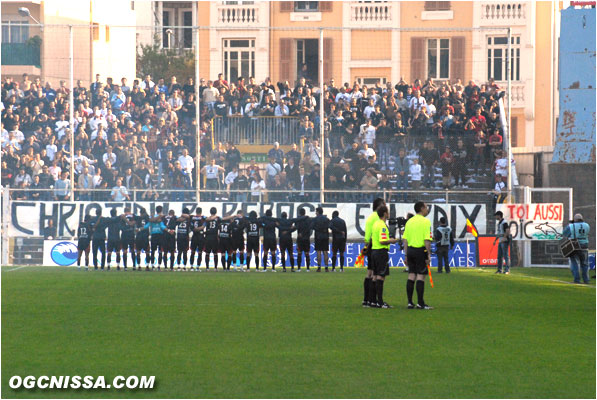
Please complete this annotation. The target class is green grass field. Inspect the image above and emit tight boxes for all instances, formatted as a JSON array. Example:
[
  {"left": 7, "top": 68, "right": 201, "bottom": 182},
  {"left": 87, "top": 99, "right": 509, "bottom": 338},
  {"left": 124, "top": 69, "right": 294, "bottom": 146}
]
[{"left": 2, "top": 266, "right": 595, "bottom": 399}]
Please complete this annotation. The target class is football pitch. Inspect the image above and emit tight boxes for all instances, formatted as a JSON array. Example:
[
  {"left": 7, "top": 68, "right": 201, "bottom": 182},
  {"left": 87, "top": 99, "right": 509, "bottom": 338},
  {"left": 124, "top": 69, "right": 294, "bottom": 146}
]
[{"left": 1, "top": 266, "right": 595, "bottom": 399}]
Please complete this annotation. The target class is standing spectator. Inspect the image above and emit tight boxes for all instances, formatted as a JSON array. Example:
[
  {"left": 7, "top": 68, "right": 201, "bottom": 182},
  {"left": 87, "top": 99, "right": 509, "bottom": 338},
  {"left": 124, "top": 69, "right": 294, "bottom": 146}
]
[
  {"left": 178, "top": 148, "right": 195, "bottom": 186},
  {"left": 440, "top": 146, "right": 454, "bottom": 190},
  {"left": 452, "top": 139, "right": 468, "bottom": 188},
  {"left": 419, "top": 140, "right": 439, "bottom": 189},
  {"left": 77, "top": 166, "right": 94, "bottom": 200},
  {"left": 250, "top": 173, "right": 266, "bottom": 202},
  {"left": 409, "top": 158, "right": 422, "bottom": 190},
  {"left": 394, "top": 148, "right": 410, "bottom": 202},
  {"left": 54, "top": 171, "right": 71, "bottom": 200},
  {"left": 202, "top": 80, "right": 219, "bottom": 111},
  {"left": 265, "top": 156, "right": 281, "bottom": 187},
  {"left": 268, "top": 142, "right": 284, "bottom": 166},
  {"left": 111, "top": 178, "right": 130, "bottom": 201}
]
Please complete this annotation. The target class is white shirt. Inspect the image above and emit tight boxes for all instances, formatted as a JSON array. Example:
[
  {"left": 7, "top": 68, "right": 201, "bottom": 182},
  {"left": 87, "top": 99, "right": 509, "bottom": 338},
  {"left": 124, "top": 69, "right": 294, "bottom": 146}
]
[
  {"left": 111, "top": 185, "right": 129, "bottom": 201},
  {"left": 224, "top": 171, "right": 238, "bottom": 186},
  {"left": 55, "top": 121, "right": 69, "bottom": 139},
  {"left": 359, "top": 147, "right": 376, "bottom": 159},
  {"left": 103, "top": 152, "right": 117, "bottom": 166},
  {"left": 251, "top": 180, "right": 266, "bottom": 196},
  {"left": 46, "top": 144, "right": 58, "bottom": 161},
  {"left": 410, "top": 164, "right": 422, "bottom": 181},
  {"left": 360, "top": 124, "right": 376, "bottom": 145},
  {"left": 178, "top": 154, "right": 194, "bottom": 175},
  {"left": 274, "top": 105, "right": 289, "bottom": 117},
  {"left": 426, "top": 104, "right": 436, "bottom": 124},
  {"left": 494, "top": 181, "right": 506, "bottom": 192},
  {"left": 244, "top": 102, "right": 259, "bottom": 117},
  {"left": 92, "top": 174, "right": 103, "bottom": 188},
  {"left": 495, "top": 158, "right": 508, "bottom": 177},
  {"left": 265, "top": 162, "right": 281, "bottom": 177},
  {"left": 409, "top": 96, "right": 427, "bottom": 111},
  {"left": 140, "top": 80, "right": 155, "bottom": 91},
  {"left": 363, "top": 105, "right": 376, "bottom": 119},
  {"left": 205, "top": 165, "right": 220, "bottom": 179}
]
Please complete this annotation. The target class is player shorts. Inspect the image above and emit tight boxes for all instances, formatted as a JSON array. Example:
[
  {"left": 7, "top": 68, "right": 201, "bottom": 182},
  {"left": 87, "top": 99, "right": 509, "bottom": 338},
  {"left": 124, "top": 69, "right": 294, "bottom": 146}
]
[
  {"left": 190, "top": 236, "right": 205, "bottom": 252},
  {"left": 205, "top": 237, "right": 219, "bottom": 253},
  {"left": 314, "top": 235, "right": 329, "bottom": 251},
  {"left": 332, "top": 239, "right": 346, "bottom": 253},
  {"left": 106, "top": 240, "right": 120, "bottom": 252},
  {"left": 177, "top": 237, "right": 190, "bottom": 252},
  {"left": 151, "top": 233, "right": 163, "bottom": 249},
  {"left": 77, "top": 239, "right": 90, "bottom": 251},
  {"left": 232, "top": 236, "right": 245, "bottom": 251},
  {"left": 371, "top": 249, "right": 390, "bottom": 277},
  {"left": 297, "top": 239, "right": 311, "bottom": 252},
  {"left": 247, "top": 237, "right": 260, "bottom": 253},
  {"left": 136, "top": 236, "right": 150, "bottom": 251},
  {"left": 163, "top": 233, "right": 176, "bottom": 252},
  {"left": 219, "top": 237, "right": 232, "bottom": 253},
  {"left": 366, "top": 242, "right": 373, "bottom": 270},
  {"left": 121, "top": 236, "right": 135, "bottom": 250},
  {"left": 406, "top": 247, "right": 429, "bottom": 275},
  {"left": 263, "top": 238, "right": 277, "bottom": 252},
  {"left": 279, "top": 239, "right": 293, "bottom": 253}
]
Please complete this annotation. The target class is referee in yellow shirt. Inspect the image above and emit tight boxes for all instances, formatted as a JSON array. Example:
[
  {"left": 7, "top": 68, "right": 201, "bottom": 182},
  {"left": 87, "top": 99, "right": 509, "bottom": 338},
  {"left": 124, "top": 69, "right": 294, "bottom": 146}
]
[
  {"left": 363, "top": 197, "right": 386, "bottom": 307},
  {"left": 402, "top": 201, "right": 434, "bottom": 310},
  {"left": 370, "top": 205, "right": 399, "bottom": 308}
]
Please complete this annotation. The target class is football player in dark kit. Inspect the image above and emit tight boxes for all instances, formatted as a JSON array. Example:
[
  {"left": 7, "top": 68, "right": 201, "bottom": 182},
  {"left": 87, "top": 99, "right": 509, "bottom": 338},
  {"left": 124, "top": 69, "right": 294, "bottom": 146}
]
[
  {"left": 176, "top": 208, "right": 192, "bottom": 270},
  {"left": 135, "top": 208, "right": 151, "bottom": 270},
  {"left": 311, "top": 207, "right": 331, "bottom": 272},
  {"left": 90, "top": 208, "right": 109, "bottom": 270},
  {"left": 293, "top": 208, "right": 312, "bottom": 271},
  {"left": 245, "top": 210, "right": 261, "bottom": 271},
  {"left": 218, "top": 215, "right": 235, "bottom": 270},
  {"left": 106, "top": 208, "right": 124, "bottom": 270},
  {"left": 150, "top": 205, "right": 166, "bottom": 269},
  {"left": 77, "top": 215, "right": 92, "bottom": 270},
  {"left": 330, "top": 210, "right": 347, "bottom": 272},
  {"left": 403, "top": 201, "right": 434, "bottom": 310},
  {"left": 277, "top": 212, "right": 296, "bottom": 272},
  {"left": 163, "top": 210, "right": 178, "bottom": 270},
  {"left": 189, "top": 207, "right": 206, "bottom": 270},
  {"left": 261, "top": 209, "right": 278, "bottom": 271},
  {"left": 121, "top": 206, "right": 137, "bottom": 270},
  {"left": 434, "top": 217, "right": 454, "bottom": 273},
  {"left": 204, "top": 207, "right": 221, "bottom": 270},
  {"left": 231, "top": 210, "right": 247, "bottom": 271}
]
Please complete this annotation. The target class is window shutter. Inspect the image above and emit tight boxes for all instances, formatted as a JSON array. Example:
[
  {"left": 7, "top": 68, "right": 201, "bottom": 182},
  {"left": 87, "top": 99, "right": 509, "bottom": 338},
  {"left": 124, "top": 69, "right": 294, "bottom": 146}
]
[
  {"left": 410, "top": 37, "right": 425, "bottom": 82},
  {"left": 320, "top": 2, "right": 333, "bottom": 12},
  {"left": 450, "top": 36, "right": 465, "bottom": 82},
  {"left": 280, "top": 2, "right": 293, "bottom": 12},
  {"left": 323, "top": 38, "right": 333, "bottom": 82},
  {"left": 425, "top": 1, "right": 451, "bottom": 11},
  {"left": 511, "top": 116, "right": 518, "bottom": 147},
  {"left": 279, "top": 38, "right": 292, "bottom": 82}
]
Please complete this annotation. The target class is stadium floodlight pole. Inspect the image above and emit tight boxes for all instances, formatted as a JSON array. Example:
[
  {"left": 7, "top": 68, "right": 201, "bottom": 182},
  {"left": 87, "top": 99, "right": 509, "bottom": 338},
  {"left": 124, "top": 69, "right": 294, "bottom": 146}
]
[
  {"left": 506, "top": 27, "right": 512, "bottom": 197},
  {"left": 195, "top": 26, "right": 201, "bottom": 202},
  {"left": 319, "top": 28, "right": 325, "bottom": 203},
  {"left": 69, "top": 24, "right": 75, "bottom": 201}
]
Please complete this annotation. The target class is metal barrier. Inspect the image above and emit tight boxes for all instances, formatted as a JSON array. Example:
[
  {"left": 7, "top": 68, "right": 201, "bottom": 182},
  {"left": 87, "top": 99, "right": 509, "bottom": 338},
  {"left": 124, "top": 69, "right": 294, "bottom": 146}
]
[{"left": 212, "top": 116, "right": 302, "bottom": 146}]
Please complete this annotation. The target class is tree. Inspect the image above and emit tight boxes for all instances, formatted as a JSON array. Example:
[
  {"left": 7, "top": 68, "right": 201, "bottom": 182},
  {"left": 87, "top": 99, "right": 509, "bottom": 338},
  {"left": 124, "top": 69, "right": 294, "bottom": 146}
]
[{"left": 136, "top": 35, "right": 195, "bottom": 82}]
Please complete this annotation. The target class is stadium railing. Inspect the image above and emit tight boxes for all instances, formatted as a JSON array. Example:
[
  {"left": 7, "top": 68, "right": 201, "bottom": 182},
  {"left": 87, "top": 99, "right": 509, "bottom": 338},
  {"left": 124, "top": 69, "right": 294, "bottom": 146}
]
[{"left": 212, "top": 116, "right": 302, "bottom": 146}]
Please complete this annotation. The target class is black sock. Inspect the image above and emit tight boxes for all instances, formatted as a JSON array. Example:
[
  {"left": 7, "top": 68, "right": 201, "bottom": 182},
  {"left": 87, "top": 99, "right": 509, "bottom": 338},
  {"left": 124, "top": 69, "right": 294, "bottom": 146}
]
[
  {"left": 407, "top": 279, "right": 415, "bottom": 304},
  {"left": 368, "top": 280, "right": 377, "bottom": 304},
  {"left": 364, "top": 278, "right": 372, "bottom": 302},
  {"left": 376, "top": 280, "right": 384, "bottom": 305},
  {"left": 340, "top": 254, "right": 344, "bottom": 269},
  {"left": 416, "top": 280, "right": 425, "bottom": 305}
]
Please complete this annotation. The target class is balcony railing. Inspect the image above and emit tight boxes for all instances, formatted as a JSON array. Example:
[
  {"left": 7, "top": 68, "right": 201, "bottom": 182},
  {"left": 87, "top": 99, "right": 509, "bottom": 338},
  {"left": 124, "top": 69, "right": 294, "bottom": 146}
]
[
  {"left": 480, "top": 2, "right": 528, "bottom": 25},
  {"left": 217, "top": 4, "right": 259, "bottom": 25},
  {"left": 1, "top": 43, "right": 41, "bottom": 68},
  {"left": 349, "top": 1, "right": 393, "bottom": 26}
]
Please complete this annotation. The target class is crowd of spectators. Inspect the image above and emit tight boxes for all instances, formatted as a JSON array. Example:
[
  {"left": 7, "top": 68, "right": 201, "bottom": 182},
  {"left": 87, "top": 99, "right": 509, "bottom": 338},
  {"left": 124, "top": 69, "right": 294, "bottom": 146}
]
[{"left": 1, "top": 70, "right": 509, "bottom": 202}]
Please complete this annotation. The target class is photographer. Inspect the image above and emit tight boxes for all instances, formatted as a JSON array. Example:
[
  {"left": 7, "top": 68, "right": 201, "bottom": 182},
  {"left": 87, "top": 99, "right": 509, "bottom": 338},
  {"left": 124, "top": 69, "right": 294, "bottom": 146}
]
[
  {"left": 562, "top": 214, "right": 590, "bottom": 284},
  {"left": 434, "top": 217, "right": 455, "bottom": 273}
]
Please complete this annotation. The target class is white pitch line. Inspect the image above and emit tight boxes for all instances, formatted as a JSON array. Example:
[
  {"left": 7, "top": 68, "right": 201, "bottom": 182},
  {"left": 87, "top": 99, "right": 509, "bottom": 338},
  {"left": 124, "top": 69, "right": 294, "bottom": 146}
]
[
  {"left": 472, "top": 267, "right": 595, "bottom": 287},
  {"left": 3, "top": 266, "right": 28, "bottom": 272}
]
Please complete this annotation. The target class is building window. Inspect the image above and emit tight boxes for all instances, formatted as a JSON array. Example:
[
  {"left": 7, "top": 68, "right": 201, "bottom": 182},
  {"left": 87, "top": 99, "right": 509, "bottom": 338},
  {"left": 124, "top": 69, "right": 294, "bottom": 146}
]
[
  {"left": 355, "top": 77, "right": 388, "bottom": 86},
  {"left": 427, "top": 38, "right": 450, "bottom": 79},
  {"left": 223, "top": 39, "right": 256, "bottom": 83},
  {"left": 92, "top": 23, "right": 100, "bottom": 41},
  {"left": 162, "top": 9, "right": 172, "bottom": 48},
  {"left": 295, "top": 1, "right": 319, "bottom": 12},
  {"left": 487, "top": 36, "right": 521, "bottom": 81},
  {"left": 181, "top": 10, "right": 192, "bottom": 48},
  {"left": 1, "top": 20, "right": 29, "bottom": 43},
  {"left": 424, "top": 1, "right": 451, "bottom": 11}
]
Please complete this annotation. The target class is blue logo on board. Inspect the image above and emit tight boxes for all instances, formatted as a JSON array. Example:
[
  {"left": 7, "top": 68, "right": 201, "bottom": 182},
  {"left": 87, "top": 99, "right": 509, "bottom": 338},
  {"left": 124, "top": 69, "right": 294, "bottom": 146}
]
[{"left": 50, "top": 242, "right": 78, "bottom": 266}]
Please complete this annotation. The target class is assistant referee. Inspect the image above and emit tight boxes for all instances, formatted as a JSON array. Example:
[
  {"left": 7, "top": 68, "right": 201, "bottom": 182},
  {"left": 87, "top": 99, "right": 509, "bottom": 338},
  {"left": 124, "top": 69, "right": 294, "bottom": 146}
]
[{"left": 402, "top": 201, "right": 434, "bottom": 310}]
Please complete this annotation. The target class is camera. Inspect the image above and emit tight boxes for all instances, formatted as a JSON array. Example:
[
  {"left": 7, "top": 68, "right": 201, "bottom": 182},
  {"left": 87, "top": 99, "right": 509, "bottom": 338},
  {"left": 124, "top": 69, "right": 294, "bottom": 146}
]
[{"left": 387, "top": 216, "right": 407, "bottom": 244}]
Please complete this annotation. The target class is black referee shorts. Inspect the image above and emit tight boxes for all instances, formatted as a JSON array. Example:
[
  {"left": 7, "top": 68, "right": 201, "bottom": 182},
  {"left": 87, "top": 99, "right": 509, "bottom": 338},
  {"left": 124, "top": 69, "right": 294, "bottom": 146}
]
[
  {"left": 371, "top": 249, "right": 390, "bottom": 277},
  {"left": 406, "top": 247, "right": 428, "bottom": 275}
]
